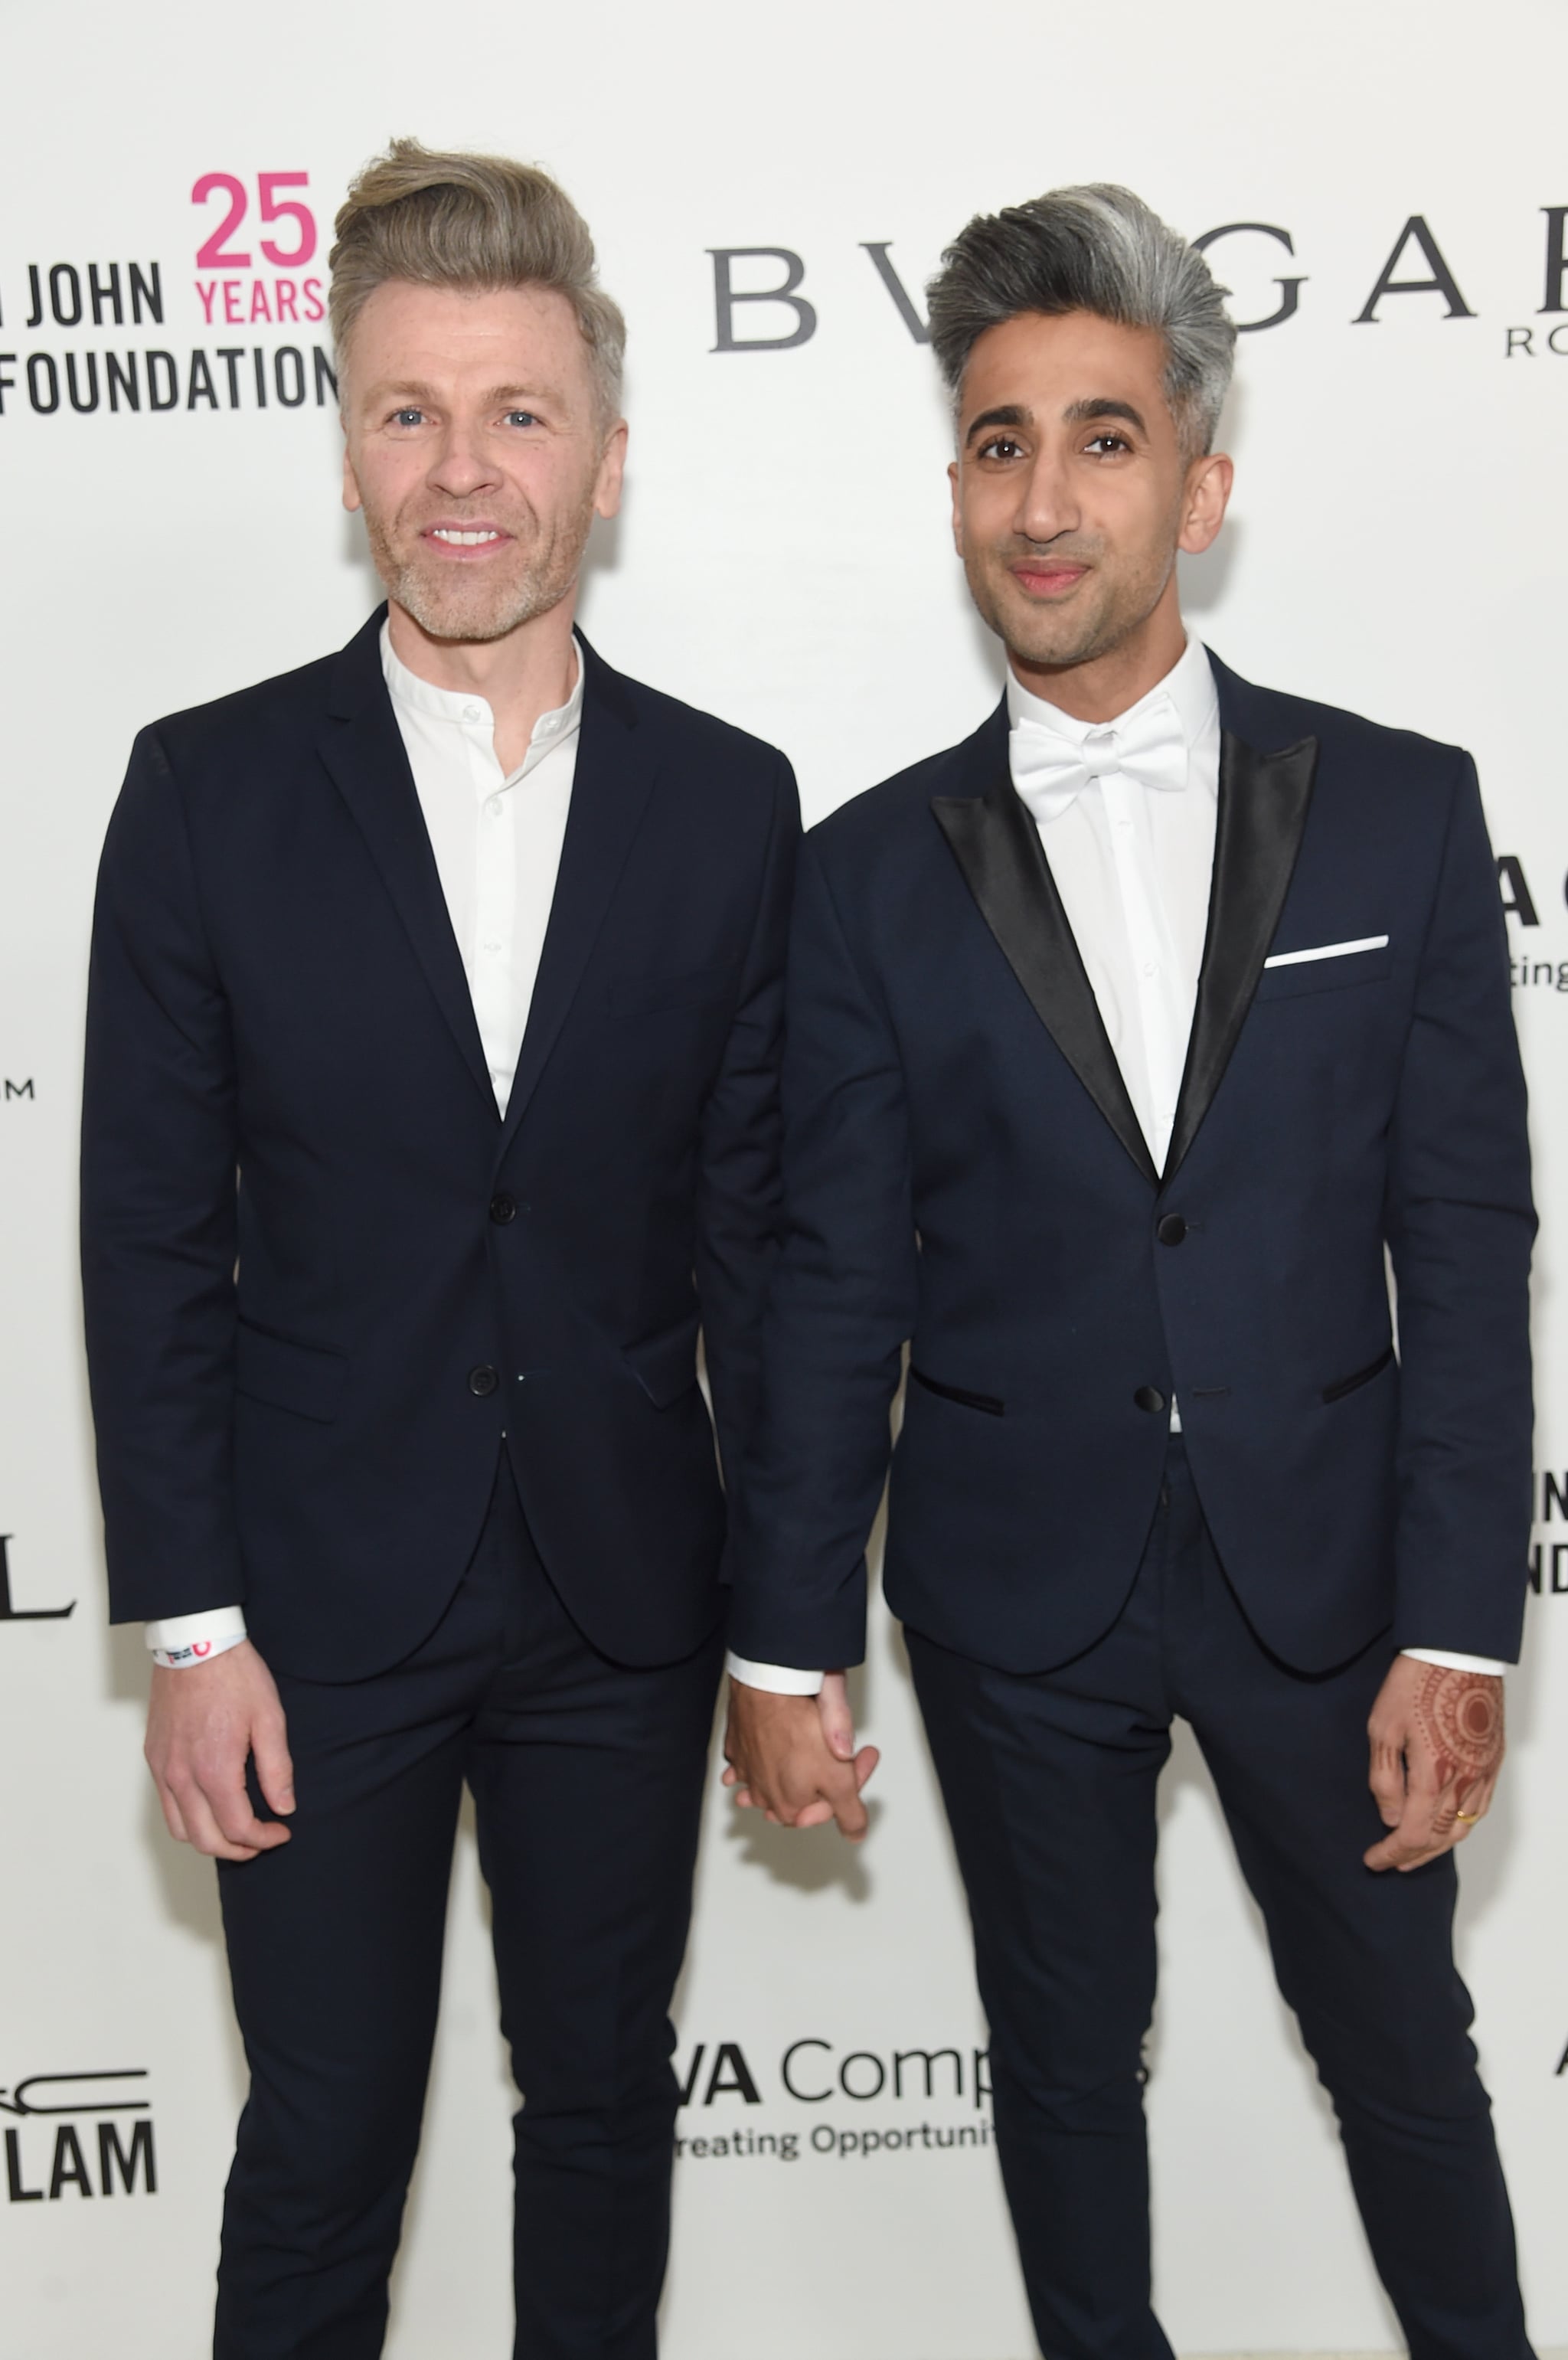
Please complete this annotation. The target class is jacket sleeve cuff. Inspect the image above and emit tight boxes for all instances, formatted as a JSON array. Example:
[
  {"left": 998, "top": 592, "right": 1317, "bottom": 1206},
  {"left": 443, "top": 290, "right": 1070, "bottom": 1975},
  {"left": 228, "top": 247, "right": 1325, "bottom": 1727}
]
[
  {"left": 725, "top": 1651, "right": 825, "bottom": 1696},
  {"left": 145, "top": 1604, "right": 248, "bottom": 1668},
  {"left": 1400, "top": 1646, "right": 1508, "bottom": 1675}
]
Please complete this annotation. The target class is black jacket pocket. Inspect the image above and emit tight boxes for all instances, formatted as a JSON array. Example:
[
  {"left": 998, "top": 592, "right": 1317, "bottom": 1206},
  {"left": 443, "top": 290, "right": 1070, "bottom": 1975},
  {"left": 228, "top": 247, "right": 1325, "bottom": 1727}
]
[
  {"left": 623, "top": 1314, "right": 702, "bottom": 1408},
  {"left": 235, "top": 1320, "right": 349, "bottom": 1424},
  {"left": 1321, "top": 1344, "right": 1395, "bottom": 1405},
  {"left": 1254, "top": 945, "right": 1393, "bottom": 1002},
  {"left": 910, "top": 1368, "right": 1005, "bottom": 1417}
]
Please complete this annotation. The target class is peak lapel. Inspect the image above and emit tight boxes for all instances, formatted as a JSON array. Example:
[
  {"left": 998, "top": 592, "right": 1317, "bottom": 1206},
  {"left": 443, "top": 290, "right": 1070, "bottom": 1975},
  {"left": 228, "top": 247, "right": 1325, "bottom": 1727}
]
[
  {"left": 498, "top": 649, "right": 655, "bottom": 1152},
  {"left": 1163, "top": 727, "right": 1318, "bottom": 1182},
  {"left": 933, "top": 735, "right": 1158, "bottom": 1187},
  {"left": 318, "top": 615, "right": 495, "bottom": 1114}
]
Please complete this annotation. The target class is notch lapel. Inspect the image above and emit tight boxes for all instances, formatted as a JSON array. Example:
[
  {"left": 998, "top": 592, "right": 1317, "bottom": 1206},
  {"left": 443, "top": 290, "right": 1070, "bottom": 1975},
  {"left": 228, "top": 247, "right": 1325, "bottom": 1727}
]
[
  {"left": 1163, "top": 726, "right": 1318, "bottom": 1182},
  {"left": 933, "top": 726, "right": 1158, "bottom": 1187},
  {"left": 318, "top": 613, "right": 496, "bottom": 1114},
  {"left": 497, "top": 646, "right": 655, "bottom": 1152}
]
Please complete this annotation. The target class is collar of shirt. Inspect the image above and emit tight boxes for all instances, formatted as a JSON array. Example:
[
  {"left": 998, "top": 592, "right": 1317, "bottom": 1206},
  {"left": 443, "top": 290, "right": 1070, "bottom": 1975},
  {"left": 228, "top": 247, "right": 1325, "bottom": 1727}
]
[
  {"left": 1004, "top": 632, "right": 1220, "bottom": 798},
  {"left": 379, "top": 620, "right": 586, "bottom": 789}
]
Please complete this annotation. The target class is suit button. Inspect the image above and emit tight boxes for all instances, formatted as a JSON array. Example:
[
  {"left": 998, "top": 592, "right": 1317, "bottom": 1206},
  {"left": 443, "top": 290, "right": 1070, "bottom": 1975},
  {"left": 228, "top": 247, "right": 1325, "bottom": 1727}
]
[
  {"left": 1134, "top": 1385, "right": 1167, "bottom": 1415},
  {"left": 1157, "top": 1214, "right": 1187, "bottom": 1247},
  {"left": 469, "top": 1365, "right": 499, "bottom": 1397},
  {"left": 489, "top": 1194, "right": 517, "bottom": 1224}
]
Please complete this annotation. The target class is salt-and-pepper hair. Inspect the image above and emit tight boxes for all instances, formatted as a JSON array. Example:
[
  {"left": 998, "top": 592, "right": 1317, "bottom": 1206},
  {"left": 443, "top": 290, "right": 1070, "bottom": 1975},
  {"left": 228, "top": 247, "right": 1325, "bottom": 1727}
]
[
  {"left": 926, "top": 185, "right": 1236, "bottom": 458},
  {"left": 328, "top": 137, "right": 626, "bottom": 424}
]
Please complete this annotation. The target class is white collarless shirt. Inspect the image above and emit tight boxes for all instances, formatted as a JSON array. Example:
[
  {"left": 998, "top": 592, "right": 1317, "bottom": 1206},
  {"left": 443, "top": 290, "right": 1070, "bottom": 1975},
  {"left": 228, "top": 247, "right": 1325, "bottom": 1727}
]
[
  {"left": 145, "top": 629, "right": 584, "bottom": 1668},
  {"left": 383, "top": 620, "right": 584, "bottom": 1116},
  {"left": 727, "top": 639, "right": 1499, "bottom": 1692}
]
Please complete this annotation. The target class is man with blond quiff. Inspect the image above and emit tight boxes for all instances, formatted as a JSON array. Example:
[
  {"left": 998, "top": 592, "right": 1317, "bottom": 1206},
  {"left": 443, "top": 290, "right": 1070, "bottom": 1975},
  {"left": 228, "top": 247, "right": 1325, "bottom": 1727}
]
[{"left": 82, "top": 139, "right": 799, "bottom": 2358}]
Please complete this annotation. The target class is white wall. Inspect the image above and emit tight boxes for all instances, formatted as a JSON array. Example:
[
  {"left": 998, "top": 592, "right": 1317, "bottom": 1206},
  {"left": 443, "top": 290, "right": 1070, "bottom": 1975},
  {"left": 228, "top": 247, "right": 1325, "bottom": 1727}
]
[{"left": 2, "top": 3, "right": 1566, "bottom": 2352}]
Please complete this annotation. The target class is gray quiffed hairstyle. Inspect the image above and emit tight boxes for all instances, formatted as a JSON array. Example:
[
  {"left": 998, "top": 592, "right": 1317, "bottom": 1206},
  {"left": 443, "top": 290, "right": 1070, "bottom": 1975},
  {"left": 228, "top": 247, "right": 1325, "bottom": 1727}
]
[
  {"left": 328, "top": 137, "right": 626, "bottom": 423},
  {"left": 926, "top": 185, "right": 1236, "bottom": 457}
]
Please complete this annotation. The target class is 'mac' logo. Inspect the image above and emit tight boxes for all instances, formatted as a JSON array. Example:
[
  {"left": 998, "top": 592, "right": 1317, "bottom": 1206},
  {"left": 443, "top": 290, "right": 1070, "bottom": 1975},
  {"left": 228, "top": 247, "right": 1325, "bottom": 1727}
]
[{"left": 1, "top": 2072, "right": 155, "bottom": 2205}]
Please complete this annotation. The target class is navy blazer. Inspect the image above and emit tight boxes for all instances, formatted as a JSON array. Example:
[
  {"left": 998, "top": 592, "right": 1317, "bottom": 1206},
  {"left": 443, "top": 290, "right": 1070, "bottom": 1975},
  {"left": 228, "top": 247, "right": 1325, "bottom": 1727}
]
[
  {"left": 82, "top": 610, "right": 799, "bottom": 1678},
  {"left": 725, "top": 652, "right": 1534, "bottom": 1677}
]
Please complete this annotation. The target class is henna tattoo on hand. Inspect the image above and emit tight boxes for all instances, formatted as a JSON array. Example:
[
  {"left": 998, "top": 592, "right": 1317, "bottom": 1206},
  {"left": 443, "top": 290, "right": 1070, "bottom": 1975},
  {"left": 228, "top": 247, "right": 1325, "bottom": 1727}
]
[{"left": 1413, "top": 1667, "right": 1504, "bottom": 1792}]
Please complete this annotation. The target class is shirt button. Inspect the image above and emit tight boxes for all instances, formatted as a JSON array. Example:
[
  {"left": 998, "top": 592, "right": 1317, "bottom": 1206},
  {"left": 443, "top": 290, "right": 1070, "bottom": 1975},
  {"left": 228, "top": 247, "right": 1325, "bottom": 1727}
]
[
  {"left": 483, "top": 940, "right": 501, "bottom": 954},
  {"left": 1142, "top": 960, "right": 1158, "bottom": 978},
  {"left": 468, "top": 1365, "right": 500, "bottom": 1397},
  {"left": 486, "top": 796, "right": 504, "bottom": 818},
  {"left": 464, "top": 704, "right": 482, "bottom": 723}
]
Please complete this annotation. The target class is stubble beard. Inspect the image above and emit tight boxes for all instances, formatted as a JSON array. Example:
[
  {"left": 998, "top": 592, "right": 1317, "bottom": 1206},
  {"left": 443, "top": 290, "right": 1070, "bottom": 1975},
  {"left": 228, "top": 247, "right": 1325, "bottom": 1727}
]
[
  {"left": 968, "top": 549, "right": 1169, "bottom": 678},
  {"left": 967, "top": 517, "right": 1181, "bottom": 679},
  {"left": 363, "top": 487, "right": 598, "bottom": 645}
]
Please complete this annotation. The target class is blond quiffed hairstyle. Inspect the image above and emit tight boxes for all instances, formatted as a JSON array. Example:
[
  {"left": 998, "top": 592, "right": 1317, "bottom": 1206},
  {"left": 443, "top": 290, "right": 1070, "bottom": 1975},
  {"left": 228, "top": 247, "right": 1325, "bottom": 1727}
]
[{"left": 328, "top": 137, "right": 626, "bottom": 420}]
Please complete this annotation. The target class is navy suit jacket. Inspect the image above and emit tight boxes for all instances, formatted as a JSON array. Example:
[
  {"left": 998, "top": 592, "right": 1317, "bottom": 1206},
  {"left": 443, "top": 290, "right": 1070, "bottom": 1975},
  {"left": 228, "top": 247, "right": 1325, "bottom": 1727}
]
[
  {"left": 725, "top": 652, "right": 1534, "bottom": 1677},
  {"left": 82, "top": 610, "right": 799, "bottom": 1679}
]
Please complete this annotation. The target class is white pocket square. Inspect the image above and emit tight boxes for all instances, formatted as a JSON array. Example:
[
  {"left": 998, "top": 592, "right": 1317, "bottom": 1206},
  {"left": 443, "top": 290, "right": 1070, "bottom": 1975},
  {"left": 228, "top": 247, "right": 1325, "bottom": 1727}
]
[{"left": 1263, "top": 933, "right": 1390, "bottom": 970}]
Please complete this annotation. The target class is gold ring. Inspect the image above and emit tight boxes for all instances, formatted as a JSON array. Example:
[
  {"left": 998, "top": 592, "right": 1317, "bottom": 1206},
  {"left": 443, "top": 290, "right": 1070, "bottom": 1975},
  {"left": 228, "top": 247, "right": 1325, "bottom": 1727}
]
[{"left": 1455, "top": 1809, "right": 1481, "bottom": 1825}]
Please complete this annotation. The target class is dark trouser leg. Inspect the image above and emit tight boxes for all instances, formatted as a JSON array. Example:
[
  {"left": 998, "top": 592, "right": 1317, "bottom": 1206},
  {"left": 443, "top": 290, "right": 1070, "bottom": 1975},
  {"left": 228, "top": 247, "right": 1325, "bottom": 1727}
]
[
  {"left": 213, "top": 1551, "right": 499, "bottom": 2358},
  {"left": 1163, "top": 1442, "right": 1534, "bottom": 2360},
  {"left": 468, "top": 1467, "right": 722, "bottom": 2360},
  {"left": 909, "top": 1564, "right": 1176, "bottom": 2360}
]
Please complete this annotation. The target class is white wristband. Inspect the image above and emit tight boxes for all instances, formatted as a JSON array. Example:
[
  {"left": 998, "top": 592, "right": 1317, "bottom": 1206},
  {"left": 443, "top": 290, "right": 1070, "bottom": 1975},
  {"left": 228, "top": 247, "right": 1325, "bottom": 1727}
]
[
  {"left": 151, "top": 1630, "right": 247, "bottom": 1670},
  {"left": 145, "top": 1604, "right": 249, "bottom": 1669}
]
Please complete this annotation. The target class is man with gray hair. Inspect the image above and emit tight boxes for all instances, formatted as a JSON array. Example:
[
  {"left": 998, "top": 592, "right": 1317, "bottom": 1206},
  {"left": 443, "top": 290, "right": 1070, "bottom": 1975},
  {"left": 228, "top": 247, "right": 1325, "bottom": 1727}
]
[
  {"left": 82, "top": 139, "right": 798, "bottom": 2356},
  {"left": 724, "top": 186, "right": 1534, "bottom": 2356}
]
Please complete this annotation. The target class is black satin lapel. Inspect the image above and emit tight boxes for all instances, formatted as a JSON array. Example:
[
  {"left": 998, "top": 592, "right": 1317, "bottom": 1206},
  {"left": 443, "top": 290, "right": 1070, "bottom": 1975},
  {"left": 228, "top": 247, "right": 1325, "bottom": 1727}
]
[
  {"left": 1164, "top": 729, "right": 1318, "bottom": 1182},
  {"left": 932, "top": 776, "right": 1158, "bottom": 1186},
  {"left": 498, "top": 683, "right": 655, "bottom": 1147},
  {"left": 318, "top": 692, "right": 495, "bottom": 1113}
]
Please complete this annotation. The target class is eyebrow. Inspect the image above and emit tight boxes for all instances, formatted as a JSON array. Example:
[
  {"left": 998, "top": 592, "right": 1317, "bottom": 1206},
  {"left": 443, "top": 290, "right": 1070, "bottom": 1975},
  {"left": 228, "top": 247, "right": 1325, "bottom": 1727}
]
[
  {"left": 963, "top": 403, "right": 1028, "bottom": 449},
  {"left": 364, "top": 381, "right": 558, "bottom": 408},
  {"left": 1062, "top": 396, "right": 1148, "bottom": 434},
  {"left": 963, "top": 394, "right": 1150, "bottom": 449}
]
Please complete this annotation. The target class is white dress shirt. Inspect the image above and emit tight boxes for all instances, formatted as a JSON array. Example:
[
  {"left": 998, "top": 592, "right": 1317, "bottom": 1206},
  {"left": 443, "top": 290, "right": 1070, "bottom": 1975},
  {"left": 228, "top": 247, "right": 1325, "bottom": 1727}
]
[
  {"left": 728, "top": 639, "right": 1500, "bottom": 1692},
  {"left": 145, "top": 628, "right": 584, "bottom": 1667},
  {"left": 386, "top": 624, "right": 583, "bottom": 1115},
  {"left": 1010, "top": 629, "right": 1220, "bottom": 1177}
]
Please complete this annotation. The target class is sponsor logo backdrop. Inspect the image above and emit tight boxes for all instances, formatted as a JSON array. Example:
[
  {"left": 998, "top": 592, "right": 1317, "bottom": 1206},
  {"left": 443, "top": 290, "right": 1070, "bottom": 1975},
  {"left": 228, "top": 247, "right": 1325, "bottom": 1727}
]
[{"left": 2, "top": 2, "right": 1566, "bottom": 2352}]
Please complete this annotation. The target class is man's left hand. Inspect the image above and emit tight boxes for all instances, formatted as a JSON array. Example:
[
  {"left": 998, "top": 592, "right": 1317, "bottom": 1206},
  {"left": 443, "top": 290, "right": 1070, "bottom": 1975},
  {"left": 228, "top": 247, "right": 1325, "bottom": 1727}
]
[
  {"left": 723, "top": 1673, "right": 879, "bottom": 1839},
  {"left": 1364, "top": 1656, "right": 1505, "bottom": 1873}
]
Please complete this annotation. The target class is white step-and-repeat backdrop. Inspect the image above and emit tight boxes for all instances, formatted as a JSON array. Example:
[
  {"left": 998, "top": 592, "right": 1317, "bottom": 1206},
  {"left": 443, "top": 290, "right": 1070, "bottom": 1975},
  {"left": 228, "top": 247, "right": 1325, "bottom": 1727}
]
[{"left": 3, "top": 2, "right": 1566, "bottom": 2352}]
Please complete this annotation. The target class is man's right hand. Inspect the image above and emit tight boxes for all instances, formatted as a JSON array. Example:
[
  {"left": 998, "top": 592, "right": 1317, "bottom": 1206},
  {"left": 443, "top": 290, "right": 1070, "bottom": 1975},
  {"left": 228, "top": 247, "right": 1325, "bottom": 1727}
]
[
  {"left": 145, "top": 1639, "right": 295, "bottom": 1862},
  {"left": 723, "top": 1675, "right": 879, "bottom": 1842}
]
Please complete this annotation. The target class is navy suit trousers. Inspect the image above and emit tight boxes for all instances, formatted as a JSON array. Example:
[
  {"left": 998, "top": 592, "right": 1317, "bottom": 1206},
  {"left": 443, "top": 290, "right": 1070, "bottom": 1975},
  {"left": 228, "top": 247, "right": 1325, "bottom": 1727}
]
[
  {"left": 214, "top": 1457, "right": 722, "bottom": 2360},
  {"left": 908, "top": 1439, "right": 1531, "bottom": 2360}
]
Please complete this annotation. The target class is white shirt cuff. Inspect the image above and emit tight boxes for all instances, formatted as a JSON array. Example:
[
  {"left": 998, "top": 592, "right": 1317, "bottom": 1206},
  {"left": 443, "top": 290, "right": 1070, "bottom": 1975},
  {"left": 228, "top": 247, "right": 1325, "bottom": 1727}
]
[
  {"left": 145, "top": 1604, "right": 248, "bottom": 1669},
  {"left": 1400, "top": 1646, "right": 1508, "bottom": 1676},
  {"left": 725, "top": 1651, "right": 825, "bottom": 1696}
]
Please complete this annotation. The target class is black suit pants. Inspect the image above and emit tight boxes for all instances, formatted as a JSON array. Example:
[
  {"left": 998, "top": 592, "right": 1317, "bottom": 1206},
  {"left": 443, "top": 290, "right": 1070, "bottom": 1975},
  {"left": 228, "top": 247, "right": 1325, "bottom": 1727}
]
[
  {"left": 214, "top": 1456, "right": 722, "bottom": 2360},
  {"left": 907, "top": 1437, "right": 1531, "bottom": 2360}
]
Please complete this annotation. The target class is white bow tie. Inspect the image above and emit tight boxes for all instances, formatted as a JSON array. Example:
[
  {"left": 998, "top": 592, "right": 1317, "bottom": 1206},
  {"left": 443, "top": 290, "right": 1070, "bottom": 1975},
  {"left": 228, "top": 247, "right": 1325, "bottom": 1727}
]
[{"left": 1009, "top": 692, "right": 1188, "bottom": 824}]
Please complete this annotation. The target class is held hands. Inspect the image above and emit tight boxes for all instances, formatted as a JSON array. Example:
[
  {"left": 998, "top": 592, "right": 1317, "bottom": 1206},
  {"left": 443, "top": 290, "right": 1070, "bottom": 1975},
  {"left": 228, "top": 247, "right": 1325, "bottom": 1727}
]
[
  {"left": 145, "top": 1639, "right": 295, "bottom": 1863},
  {"left": 723, "top": 1672, "right": 880, "bottom": 1843},
  {"left": 1364, "top": 1656, "right": 1505, "bottom": 1873}
]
